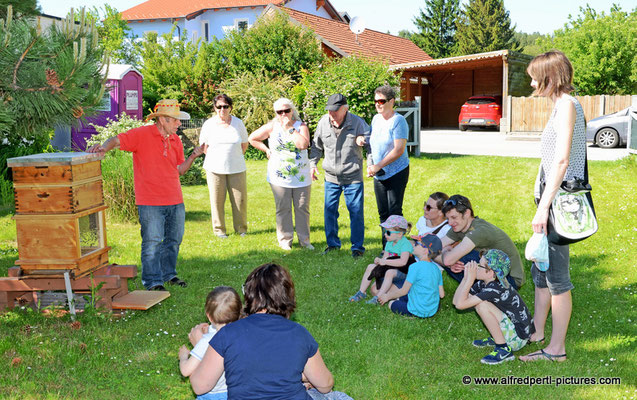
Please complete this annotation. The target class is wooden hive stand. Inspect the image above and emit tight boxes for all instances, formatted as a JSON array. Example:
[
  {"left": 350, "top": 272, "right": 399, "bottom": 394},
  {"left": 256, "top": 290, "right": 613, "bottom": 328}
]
[{"left": 0, "top": 152, "right": 169, "bottom": 314}]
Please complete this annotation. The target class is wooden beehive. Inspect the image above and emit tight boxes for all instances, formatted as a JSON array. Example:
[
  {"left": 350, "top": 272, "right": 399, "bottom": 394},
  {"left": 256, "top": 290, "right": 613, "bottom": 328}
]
[{"left": 8, "top": 153, "right": 111, "bottom": 277}]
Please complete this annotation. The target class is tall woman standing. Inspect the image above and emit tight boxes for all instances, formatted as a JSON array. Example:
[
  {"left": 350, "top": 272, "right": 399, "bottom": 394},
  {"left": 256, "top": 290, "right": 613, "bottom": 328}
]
[
  {"left": 367, "top": 85, "right": 410, "bottom": 244},
  {"left": 249, "top": 98, "right": 313, "bottom": 251},
  {"left": 199, "top": 94, "right": 249, "bottom": 238},
  {"left": 519, "top": 50, "right": 587, "bottom": 362}
]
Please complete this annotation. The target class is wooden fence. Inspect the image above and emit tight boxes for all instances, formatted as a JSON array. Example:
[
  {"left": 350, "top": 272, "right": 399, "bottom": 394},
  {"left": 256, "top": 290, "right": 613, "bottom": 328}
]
[{"left": 509, "top": 95, "right": 633, "bottom": 132}]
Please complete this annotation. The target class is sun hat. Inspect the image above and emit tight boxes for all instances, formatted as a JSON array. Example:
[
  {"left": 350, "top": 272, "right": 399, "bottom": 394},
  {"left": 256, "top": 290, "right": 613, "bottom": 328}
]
[
  {"left": 484, "top": 249, "right": 511, "bottom": 288},
  {"left": 380, "top": 215, "right": 409, "bottom": 230},
  {"left": 146, "top": 99, "right": 190, "bottom": 121}
]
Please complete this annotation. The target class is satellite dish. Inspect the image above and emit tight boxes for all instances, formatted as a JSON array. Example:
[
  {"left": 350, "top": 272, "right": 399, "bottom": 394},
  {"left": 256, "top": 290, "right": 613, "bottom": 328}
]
[{"left": 349, "top": 16, "right": 366, "bottom": 35}]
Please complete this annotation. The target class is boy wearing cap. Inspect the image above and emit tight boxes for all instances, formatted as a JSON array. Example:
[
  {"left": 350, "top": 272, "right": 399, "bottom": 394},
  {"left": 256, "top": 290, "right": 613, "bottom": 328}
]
[
  {"left": 310, "top": 93, "right": 370, "bottom": 258},
  {"left": 378, "top": 234, "right": 445, "bottom": 318},
  {"left": 453, "top": 249, "right": 535, "bottom": 364},
  {"left": 88, "top": 99, "right": 206, "bottom": 291}
]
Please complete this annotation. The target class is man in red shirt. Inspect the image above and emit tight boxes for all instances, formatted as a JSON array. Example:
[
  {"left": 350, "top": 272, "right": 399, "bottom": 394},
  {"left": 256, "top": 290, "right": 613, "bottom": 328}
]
[{"left": 88, "top": 99, "right": 205, "bottom": 290}]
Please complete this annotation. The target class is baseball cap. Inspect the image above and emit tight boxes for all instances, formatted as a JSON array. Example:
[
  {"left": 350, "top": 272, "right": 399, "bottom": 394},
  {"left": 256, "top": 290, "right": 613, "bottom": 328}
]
[
  {"left": 484, "top": 249, "right": 511, "bottom": 288},
  {"left": 325, "top": 93, "right": 347, "bottom": 111}
]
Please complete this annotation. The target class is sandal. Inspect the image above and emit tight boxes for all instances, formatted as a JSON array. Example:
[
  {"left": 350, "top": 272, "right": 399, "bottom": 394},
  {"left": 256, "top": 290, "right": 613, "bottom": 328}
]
[
  {"left": 529, "top": 336, "right": 545, "bottom": 344},
  {"left": 349, "top": 291, "right": 366, "bottom": 302},
  {"left": 519, "top": 349, "right": 567, "bottom": 362}
]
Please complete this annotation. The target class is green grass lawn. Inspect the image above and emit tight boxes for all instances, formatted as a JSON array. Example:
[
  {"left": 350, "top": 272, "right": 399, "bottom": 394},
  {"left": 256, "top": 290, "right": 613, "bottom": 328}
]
[{"left": 1, "top": 154, "right": 636, "bottom": 399}]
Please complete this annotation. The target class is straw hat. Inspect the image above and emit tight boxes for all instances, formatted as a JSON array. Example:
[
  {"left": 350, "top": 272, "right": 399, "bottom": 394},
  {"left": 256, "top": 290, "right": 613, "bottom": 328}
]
[{"left": 146, "top": 99, "right": 190, "bottom": 120}]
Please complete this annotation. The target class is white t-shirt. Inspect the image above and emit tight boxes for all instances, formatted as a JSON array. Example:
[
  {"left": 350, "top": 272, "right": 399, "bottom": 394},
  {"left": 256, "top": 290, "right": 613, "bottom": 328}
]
[
  {"left": 190, "top": 326, "right": 227, "bottom": 395},
  {"left": 416, "top": 217, "right": 451, "bottom": 239},
  {"left": 199, "top": 115, "right": 248, "bottom": 174}
]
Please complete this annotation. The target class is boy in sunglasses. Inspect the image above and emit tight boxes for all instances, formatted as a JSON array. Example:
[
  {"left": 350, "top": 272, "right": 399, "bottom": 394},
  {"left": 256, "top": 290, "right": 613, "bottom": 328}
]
[
  {"left": 377, "top": 234, "right": 445, "bottom": 318},
  {"left": 349, "top": 215, "right": 414, "bottom": 304},
  {"left": 452, "top": 249, "right": 535, "bottom": 364}
]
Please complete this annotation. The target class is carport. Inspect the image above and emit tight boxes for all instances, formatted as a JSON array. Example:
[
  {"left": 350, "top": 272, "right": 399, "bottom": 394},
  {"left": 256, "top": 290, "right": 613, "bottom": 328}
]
[{"left": 390, "top": 50, "right": 533, "bottom": 131}]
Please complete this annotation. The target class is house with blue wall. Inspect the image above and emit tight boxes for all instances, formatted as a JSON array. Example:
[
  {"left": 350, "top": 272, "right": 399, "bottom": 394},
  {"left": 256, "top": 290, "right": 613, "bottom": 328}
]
[{"left": 120, "top": 0, "right": 345, "bottom": 42}]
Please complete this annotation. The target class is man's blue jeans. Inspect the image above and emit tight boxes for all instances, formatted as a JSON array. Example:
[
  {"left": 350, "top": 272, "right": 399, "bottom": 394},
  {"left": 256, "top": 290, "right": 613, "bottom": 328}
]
[
  {"left": 442, "top": 249, "right": 518, "bottom": 290},
  {"left": 138, "top": 203, "right": 185, "bottom": 289},
  {"left": 324, "top": 181, "right": 364, "bottom": 252}
]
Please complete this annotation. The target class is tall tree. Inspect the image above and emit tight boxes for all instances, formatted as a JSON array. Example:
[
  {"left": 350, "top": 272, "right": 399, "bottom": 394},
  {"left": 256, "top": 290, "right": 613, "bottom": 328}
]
[
  {"left": 412, "top": 0, "right": 460, "bottom": 58},
  {"left": 454, "top": 0, "right": 520, "bottom": 55},
  {"left": 538, "top": 5, "right": 637, "bottom": 95},
  {"left": 91, "top": 4, "right": 137, "bottom": 65}
]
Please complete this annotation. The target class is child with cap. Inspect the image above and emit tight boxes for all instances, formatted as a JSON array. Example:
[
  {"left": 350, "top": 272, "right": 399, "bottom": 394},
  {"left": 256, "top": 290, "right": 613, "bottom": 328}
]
[
  {"left": 179, "top": 286, "right": 242, "bottom": 399},
  {"left": 452, "top": 250, "right": 535, "bottom": 365},
  {"left": 349, "top": 215, "right": 415, "bottom": 304},
  {"left": 377, "top": 234, "right": 445, "bottom": 318}
]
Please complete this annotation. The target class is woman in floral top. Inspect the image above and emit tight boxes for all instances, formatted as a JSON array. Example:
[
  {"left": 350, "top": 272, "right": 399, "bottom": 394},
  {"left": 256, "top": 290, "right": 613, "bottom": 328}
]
[{"left": 249, "top": 98, "right": 313, "bottom": 251}]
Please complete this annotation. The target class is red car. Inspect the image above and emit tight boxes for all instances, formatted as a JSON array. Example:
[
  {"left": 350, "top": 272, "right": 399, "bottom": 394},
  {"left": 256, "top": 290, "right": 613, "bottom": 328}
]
[{"left": 458, "top": 95, "right": 502, "bottom": 131}]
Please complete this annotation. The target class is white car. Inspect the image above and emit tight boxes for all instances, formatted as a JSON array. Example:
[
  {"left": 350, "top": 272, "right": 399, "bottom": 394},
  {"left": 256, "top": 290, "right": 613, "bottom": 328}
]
[{"left": 586, "top": 106, "right": 636, "bottom": 148}]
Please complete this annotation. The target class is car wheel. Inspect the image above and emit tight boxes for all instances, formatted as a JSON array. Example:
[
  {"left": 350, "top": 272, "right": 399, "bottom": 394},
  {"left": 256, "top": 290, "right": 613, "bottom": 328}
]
[
  {"left": 459, "top": 124, "right": 468, "bottom": 131},
  {"left": 596, "top": 128, "right": 619, "bottom": 148}
]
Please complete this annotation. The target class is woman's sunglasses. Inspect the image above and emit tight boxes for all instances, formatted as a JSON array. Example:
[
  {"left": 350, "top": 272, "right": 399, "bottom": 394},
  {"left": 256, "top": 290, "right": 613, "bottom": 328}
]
[
  {"left": 425, "top": 204, "right": 437, "bottom": 211},
  {"left": 276, "top": 109, "right": 291, "bottom": 115},
  {"left": 374, "top": 99, "right": 388, "bottom": 105},
  {"left": 215, "top": 104, "right": 230, "bottom": 110}
]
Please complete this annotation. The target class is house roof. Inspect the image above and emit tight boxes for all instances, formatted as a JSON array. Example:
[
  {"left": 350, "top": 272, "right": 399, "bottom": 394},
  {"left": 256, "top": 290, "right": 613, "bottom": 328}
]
[
  {"left": 390, "top": 50, "right": 532, "bottom": 72},
  {"left": 101, "top": 64, "right": 143, "bottom": 80},
  {"left": 121, "top": 0, "right": 286, "bottom": 21},
  {"left": 120, "top": 0, "right": 343, "bottom": 22},
  {"left": 277, "top": 7, "right": 431, "bottom": 65}
]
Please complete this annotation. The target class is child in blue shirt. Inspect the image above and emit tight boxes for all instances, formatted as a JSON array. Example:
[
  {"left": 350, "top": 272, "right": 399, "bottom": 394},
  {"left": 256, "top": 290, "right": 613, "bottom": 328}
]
[
  {"left": 378, "top": 234, "right": 445, "bottom": 317},
  {"left": 349, "top": 215, "right": 414, "bottom": 304}
]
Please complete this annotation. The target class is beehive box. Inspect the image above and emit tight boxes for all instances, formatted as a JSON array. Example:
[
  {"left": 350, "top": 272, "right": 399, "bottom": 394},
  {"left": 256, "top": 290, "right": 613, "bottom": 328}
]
[
  {"left": 8, "top": 152, "right": 110, "bottom": 277},
  {"left": 8, "top": 152, "right": 104, "bottom": 214}
]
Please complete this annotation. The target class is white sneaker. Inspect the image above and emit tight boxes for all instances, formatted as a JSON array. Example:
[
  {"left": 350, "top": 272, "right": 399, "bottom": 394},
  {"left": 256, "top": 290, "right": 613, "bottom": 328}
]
[
  {"left": 216, "top": 234, "right": 228, "bottom": 239},
  {"left": 279, "top": 243, "right": 292, "bottom": 251},
  {"left": 302, "top": 243, "right": 315, "bottom": 250}
]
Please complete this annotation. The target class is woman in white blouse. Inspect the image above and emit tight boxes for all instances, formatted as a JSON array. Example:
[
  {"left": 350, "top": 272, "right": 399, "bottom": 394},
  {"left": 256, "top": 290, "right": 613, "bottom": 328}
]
[{"left": 199, "top": 94, "right": 249, "bottom": 238}]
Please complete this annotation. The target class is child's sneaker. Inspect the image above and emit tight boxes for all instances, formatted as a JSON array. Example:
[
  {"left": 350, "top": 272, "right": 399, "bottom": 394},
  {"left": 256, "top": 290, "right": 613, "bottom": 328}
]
[
  {"left": 349, "top": 291, "right": 367, "bottom": 302},
  {"left": 473, "top": 337, "right": 496, "bottom": 348},
  {"left": 481, "top": 345, "right": 514, "bottom": 365},
  {"left": 365, "top": 295, "right": 379, "bottom": 305}
]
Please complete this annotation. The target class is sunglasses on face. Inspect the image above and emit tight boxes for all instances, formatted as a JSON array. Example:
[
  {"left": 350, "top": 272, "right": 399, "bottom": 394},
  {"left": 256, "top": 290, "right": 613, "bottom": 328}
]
[
  {"left": 477, "top": 264, "right": 491, "bottom": 271},
  {"left": 216, "top": 104, "right": 230, "bottom": 110},
  {"left": 276, "top": 109, "right": 291, "bottom": 115},
  {"left": 425, "top": 204, "right": 438, "bottom": 211},
  {"left": 384, "top": 230, "right": 402, "bottom": 236},
  {"left": 374, "top": 99, "right": 388, "bottom": 105}
]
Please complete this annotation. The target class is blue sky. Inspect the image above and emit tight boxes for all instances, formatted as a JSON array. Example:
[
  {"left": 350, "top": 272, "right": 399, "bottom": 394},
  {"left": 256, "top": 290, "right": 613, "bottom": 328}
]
[{"left": 39, "top": 0, "right": 634, "bottom": 35}]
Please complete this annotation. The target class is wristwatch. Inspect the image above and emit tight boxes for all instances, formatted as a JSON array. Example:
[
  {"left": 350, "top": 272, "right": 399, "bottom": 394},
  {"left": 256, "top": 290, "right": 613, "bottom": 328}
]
[{"left": 288, "top": 128, "right": 295, "bottom": 134}]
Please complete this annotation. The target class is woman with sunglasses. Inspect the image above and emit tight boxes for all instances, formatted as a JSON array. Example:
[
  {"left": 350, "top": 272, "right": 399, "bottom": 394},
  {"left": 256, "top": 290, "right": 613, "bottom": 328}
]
[
  {"left": 368, "top": 85, "right": 410, "bottom": 245},
  {"left": 248, "top": 98, "right": 313, "bottom": 251},
  {"left": 519, "top": 51, "right": 587, "bottom": 363},
  {"left": 415, "top": 192, "right": 451, "bottom": 239},
  {"left": 199, "top": 94, "right": 249, "bottom": 238}
]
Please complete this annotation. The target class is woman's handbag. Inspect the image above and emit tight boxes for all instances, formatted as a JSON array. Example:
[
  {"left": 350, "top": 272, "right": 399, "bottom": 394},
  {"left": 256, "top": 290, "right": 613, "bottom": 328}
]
[{"left": 540, "top": 157, "right": 598, "bottom": 245}]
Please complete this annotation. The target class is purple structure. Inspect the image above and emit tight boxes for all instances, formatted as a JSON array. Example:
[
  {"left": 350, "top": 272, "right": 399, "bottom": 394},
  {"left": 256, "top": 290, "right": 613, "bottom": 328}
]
[{"left": 71, "top": 64, "right": 143, "bottom": 150}]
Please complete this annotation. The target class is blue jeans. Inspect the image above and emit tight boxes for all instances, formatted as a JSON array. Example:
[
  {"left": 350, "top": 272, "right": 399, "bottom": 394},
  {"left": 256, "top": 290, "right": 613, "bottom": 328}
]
[
  {"left": 443, "top": 250, "right": 518, "bottom": 290},
  {"left": 324, "top": 181, "right": 364, "bottom": 252},
  {"left": 138, "top": 203, "right": 185, "bottom": 289}
]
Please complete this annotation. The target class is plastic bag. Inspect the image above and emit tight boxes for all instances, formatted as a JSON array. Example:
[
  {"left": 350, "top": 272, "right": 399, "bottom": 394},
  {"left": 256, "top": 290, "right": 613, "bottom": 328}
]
[{"left": 525, "top": 232, "right": 549, "bottom": 271}]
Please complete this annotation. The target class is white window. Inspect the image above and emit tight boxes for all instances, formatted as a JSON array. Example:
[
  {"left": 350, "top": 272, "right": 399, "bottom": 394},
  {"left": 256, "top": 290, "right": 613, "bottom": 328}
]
[
  {"left": 234, "top": 18, "right": 249, "bottom": 32},
  {"left": 201, "top": 21, "right": 209, "bottom": 42}
]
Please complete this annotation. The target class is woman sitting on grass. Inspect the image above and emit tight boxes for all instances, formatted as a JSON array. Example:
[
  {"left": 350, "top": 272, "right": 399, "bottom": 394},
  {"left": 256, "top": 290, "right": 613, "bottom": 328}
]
[{"left": 190, "top": 263, "right": 350, "bottom": 399}]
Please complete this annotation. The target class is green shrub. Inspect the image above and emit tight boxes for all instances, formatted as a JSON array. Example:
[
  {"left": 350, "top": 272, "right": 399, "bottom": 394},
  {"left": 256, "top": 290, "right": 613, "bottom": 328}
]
[
  {"left": 293, "top": 56, "right": 401, "bottom": 132},
  {"left": 218, "top": 70, "right": 295, "bottom": 160}
]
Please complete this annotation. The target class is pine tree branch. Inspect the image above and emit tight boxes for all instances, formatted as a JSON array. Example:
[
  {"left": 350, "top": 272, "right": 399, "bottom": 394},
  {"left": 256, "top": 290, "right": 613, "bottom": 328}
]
[{"left": 11, "top": 36, "right": 37, "bottom": 89}]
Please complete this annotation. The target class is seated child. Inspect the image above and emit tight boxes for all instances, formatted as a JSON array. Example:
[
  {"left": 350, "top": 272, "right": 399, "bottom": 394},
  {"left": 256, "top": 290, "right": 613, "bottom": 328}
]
[
  {"left": 452, "top": 249, "right": 535, "bottom": 365},
  {"left": 179, "top": 286, "right": 242, "bottom": 400},
  {"left": 377, "top": 234, "right": 445, "bottom": 318},
  {"left": 349, "top": 215, "right": 414, "bottom": 305}
]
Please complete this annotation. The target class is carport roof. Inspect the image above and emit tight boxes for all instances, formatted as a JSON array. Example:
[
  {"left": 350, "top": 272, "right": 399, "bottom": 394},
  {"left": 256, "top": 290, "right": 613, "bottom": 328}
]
[{"left": 390, "top": 50, "right": 532, "bottom": 74}]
